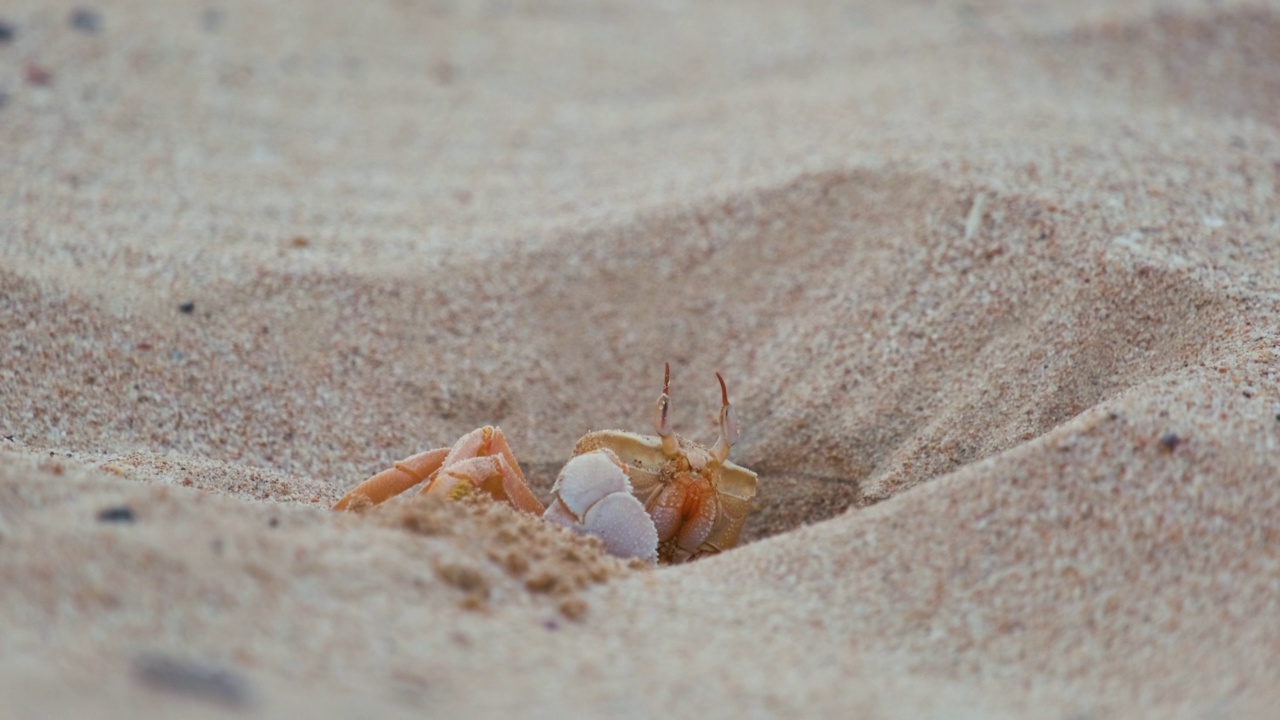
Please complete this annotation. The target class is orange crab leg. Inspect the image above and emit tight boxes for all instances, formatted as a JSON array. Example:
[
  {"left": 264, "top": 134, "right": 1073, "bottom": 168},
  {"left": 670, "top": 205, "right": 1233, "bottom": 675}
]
[
  {"left": 423, "top": 453, "right": 545, "bottom": 515},
  {"left": 480, "top": 427, "right": 530, "bottom": 500},
  {"left": 332, "top": 447, "right": 449, "bottom": 511},
  {"left": 334, "top": 426, "right": 545, "bottom": 515},
  {"left": 437, "top": 426, "right": 544, "bottom": 514},
  {"left": 441, "top": 426, "right": 494, "bottom": 467}
]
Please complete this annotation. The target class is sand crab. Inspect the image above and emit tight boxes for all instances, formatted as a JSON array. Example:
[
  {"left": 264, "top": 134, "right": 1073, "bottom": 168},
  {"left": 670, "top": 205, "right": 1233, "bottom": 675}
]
[
  {"left": 544, "top": 364, "right": 758, "bottom": 563},
  {"left": 332, "top": 365, "right": 758, "bottom": 565}
]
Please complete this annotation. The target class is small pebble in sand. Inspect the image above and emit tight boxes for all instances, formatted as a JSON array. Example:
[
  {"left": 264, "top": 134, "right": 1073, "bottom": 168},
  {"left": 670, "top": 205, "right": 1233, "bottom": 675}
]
[
  {"left": 436, "top": 561, "right": 491, "bottom": 609},
  {"left": 70, "top": 8, "right": 102, "bottom": 33},
  {"left": 1159, "top": 433, "right": 1182, "bottom": 452},
  {"left": 558, "top": 597, "right": 588, "bottom": 621},
  {"left": 965, "top": 192, "right": 987, "bottom": 240},
  {"left": 178, "top": 301, "right": 196, "bottom": 314},
  {"left": 436, "top": 562, "right": 486, "bottom": 591},
  {"left": 0, "top": 20, "right": 15, "bottom": 43},
  {"left": 96, "top": 505, "right": 135, "bottom": 523},
  {"left": 201, "top": 7, "right": 224, "bottom": 33},
  {"left": 133, "top": 653, "right": 252, "bottom": 709},
  {"left": 24, "top": 64, "right": 52, "bottom": 87}
]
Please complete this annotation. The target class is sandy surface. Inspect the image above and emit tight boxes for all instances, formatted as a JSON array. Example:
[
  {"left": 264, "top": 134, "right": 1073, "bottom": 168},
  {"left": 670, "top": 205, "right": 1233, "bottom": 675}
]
[{"left": 3, "top": 0, "right": 1280, "bottom": 717}]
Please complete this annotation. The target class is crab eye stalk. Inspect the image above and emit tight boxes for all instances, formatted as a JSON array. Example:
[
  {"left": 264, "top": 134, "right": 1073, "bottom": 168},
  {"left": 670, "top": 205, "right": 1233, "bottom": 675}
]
[
  {"left": 653, "top": 362, "right": 680, "bottom": 456},
  {"left": 710, "top": 372, "right": 739, "bottom": 465},
  {"left": 653, "top": 362, "right": 673, "bottom": 438},
  {"left": 653, "top": 394, "right": 672, "bottom": 438}
]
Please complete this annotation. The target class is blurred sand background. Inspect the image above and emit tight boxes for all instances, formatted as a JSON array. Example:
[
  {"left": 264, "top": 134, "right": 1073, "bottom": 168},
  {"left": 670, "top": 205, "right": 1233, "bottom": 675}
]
[{"left": 3, "top": 0, "right": 1280, "bottom": 717}]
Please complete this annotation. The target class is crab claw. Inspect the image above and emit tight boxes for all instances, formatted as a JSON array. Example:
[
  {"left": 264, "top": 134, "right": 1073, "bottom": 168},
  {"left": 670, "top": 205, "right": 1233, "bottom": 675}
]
[{"left": 543, "top": 449, "right": 659, "bottom": 563}]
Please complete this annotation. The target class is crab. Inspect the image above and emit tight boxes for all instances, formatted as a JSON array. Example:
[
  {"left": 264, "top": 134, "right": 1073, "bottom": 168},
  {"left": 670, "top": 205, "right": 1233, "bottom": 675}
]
[
  {"left": 332, "top": 364, "right": 758, "bottom": 565},
  {"left": 546, "top": 363, "right": 758, "bottom": 563}
]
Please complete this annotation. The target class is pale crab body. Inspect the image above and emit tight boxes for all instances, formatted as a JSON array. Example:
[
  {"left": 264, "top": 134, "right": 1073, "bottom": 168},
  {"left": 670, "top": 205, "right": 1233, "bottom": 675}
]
[{"left": 565, "top": 430, "right": 757, "bottom": 563}]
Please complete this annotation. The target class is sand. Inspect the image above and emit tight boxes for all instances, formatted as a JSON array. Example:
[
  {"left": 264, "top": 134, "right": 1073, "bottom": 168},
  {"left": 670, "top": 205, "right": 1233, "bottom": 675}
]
[{"left": 3, "top": 0, "right": 1280, "bottom": 717}]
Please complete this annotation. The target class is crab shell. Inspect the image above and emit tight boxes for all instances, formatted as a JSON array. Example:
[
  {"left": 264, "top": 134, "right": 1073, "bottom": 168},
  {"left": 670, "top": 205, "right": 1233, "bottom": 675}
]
[{"left": 568, "top": 429, "right": 758, "bottom": 564}]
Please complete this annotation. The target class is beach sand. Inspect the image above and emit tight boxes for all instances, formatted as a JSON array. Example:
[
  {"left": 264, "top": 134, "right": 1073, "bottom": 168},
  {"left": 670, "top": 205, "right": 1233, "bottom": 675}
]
[{"left": 3, "top": 0, "right": 1280, "bottom": 716}]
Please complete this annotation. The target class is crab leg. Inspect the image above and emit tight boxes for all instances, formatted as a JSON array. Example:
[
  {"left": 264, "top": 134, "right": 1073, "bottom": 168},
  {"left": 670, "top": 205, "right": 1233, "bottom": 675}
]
[
  {"left": 445, "top": 427, "right": 544, "bottom": 514},
  {"left": 424, "top": 453, "right": 545, "bottom": 515},
  {"left": 476, "top": 427, "right": 530, "bottom": 500},
  {"left": 438, "top": 427, "right": 522, "bottom": 480},
  {"left": 440, "top": 426, "right": 493, "bottom": 466},
  {"left": 332, "top": 447, "right": 449, "bottom": 511}
]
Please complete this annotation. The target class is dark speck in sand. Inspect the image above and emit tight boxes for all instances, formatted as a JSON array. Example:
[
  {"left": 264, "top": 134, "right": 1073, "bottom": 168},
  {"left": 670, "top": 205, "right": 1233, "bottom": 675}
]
[
  {"left": 178, "top": 301, "right": 196, "bottom": 314},
  {"left": 202, "top": 7, "right": 224, "bottom": 33},
  {"left": 133, "top": 653, "right": 253, "bottom": 709},
  {"left": 1158, "top": 433, "right": 1182, "bottom": 452},
  {"left": 24, "top": 64, "right": 52, "bottom": 87},
  {"left": 70, "top": 8, "right": 102, "bottom": 33},
  {"left": 0, "top": 20, "right": 14, "bottom": 43},
  {"left": 97, "top": 506, "right": 136, "bottom": 523}
]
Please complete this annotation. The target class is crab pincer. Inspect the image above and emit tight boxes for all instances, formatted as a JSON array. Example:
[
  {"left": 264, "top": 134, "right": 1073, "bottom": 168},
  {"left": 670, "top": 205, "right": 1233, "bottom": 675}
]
[{"left": 543, "top": 449, "right": 659, "bottom": 562}]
